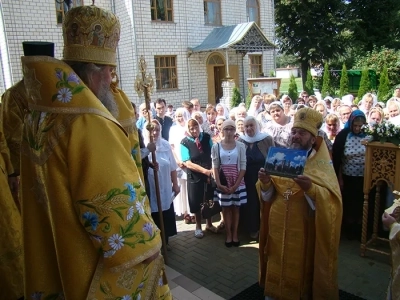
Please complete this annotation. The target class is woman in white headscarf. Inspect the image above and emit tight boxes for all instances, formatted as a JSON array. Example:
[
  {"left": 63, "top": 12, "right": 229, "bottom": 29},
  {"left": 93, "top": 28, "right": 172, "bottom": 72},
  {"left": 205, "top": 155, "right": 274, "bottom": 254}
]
[
  {"left": 143, "top": 119, "right": 180, "bottom": 246},
  {"left": 169, "top": 107, "right": 191, "bottom": 222},
  {"left": 248, "top": 95, "right": 264, "bottom": 117},
  {"left": 238, "top": 116, "right": 274, "bottom": 239}
]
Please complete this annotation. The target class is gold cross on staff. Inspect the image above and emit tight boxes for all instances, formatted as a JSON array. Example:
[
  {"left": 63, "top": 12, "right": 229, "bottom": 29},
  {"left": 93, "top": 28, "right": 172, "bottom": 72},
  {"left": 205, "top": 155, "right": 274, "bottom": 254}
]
[{"left": 283, "top": 188, "right": 293, "bottom": 201}]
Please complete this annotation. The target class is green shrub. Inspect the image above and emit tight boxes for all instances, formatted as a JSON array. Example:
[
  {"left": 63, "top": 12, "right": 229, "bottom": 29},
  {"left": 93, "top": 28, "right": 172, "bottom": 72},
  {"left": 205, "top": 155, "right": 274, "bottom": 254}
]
[
  {"left": 321, "top": 62, "right": 331, "bottom": 98},
  {"left": 357, "top": 68, "right": 371, "bottom": 99},
  {"left": 245, "top": 86, "right": 252, "bottom": 109},
  {"left": 377, "top": 65, "right": 390, "bottom": 102},
  {"left": 304, "top": 69, "right": 314, "bottom": 96},
  {"left": 231, "top": 86, "right": 242, "bottom": 108},
  {"left": 339, "top": 63, "right": 349, "bottom": 97},
  {"left": 288, "top": 74, "right": 298, "bottom": 101}
]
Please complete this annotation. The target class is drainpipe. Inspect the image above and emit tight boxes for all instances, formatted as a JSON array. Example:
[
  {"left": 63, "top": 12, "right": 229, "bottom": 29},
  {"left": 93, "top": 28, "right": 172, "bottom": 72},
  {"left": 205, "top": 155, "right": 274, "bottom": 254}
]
[
  {"left": 0, "top": 1, "right": 12, "bottom": 89},
  {"left": 110, "top": 0, "right": 122, "bottom": 88}
]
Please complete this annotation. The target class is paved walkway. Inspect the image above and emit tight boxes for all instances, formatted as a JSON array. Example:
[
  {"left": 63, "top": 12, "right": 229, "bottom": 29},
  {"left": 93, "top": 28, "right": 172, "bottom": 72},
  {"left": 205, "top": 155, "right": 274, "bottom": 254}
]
[{"left": 165, "top": 217, "right": 391, "bottom": 300}]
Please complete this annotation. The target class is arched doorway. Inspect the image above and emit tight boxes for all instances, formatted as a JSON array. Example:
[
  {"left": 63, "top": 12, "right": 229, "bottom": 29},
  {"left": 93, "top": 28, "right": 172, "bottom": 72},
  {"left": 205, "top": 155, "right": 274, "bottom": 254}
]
[{"left": 206, "top": 53, "right": 226, "bottom": 104}]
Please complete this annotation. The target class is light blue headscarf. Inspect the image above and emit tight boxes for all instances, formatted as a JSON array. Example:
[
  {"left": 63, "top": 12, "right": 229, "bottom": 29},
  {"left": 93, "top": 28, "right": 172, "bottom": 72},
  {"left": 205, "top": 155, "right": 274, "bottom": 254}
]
[{"left": 344, "top": 109, "right": 366, "bottom": 137}]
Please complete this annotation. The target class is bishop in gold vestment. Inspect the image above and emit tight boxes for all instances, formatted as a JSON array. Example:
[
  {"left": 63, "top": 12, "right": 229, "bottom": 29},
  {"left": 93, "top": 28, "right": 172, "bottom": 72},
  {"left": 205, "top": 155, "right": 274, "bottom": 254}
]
[
  {"left": 20, "top": 55, "right": 170, "bottom": 299},
  {"left": 257, "top": 107, "right": 342, "bottom": 300}
]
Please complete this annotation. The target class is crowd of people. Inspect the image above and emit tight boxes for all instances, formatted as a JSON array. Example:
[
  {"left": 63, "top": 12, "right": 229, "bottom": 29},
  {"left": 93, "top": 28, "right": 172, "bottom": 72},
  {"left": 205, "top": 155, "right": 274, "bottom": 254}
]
[
  {"left": 133, "top": 89, "right": 400, "bottom": 299},
  {"left": 0, "top": 3, "right": 399, "bottom": 299}
]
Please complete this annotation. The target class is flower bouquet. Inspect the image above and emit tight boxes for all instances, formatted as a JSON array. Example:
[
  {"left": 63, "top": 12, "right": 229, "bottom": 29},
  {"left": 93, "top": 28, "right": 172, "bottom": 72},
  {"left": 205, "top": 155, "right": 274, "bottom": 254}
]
[{"left": 362, "top": 121, "right": 400, "bottom": 146}]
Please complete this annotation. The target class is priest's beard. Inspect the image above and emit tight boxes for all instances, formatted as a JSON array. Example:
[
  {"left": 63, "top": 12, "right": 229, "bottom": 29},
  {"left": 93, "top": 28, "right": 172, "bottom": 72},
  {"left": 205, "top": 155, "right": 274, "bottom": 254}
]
[{"left": 97, "top": 79, "right": 119, "bottom": 118}]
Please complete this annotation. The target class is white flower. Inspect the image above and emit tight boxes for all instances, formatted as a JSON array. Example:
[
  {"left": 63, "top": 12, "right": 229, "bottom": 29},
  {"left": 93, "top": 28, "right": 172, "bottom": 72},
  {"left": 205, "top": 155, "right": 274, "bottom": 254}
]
[
  {"left": 57, "top": 88, "right": 72, "bottom": 103},
  {"left": 108, "top": 234, "right": 125, "bottom": 251},
  {"left": 104, "top": 249, "right": 116, "bottom": 258},
  {"left": 136, "top": 201, "right": 145, "bottom": 215},
  {"left": 121, "top": 295, "right": 132, "bottom": 300},
  {"left": 127, "top": 206, "right": 134, "bottom": 220}
]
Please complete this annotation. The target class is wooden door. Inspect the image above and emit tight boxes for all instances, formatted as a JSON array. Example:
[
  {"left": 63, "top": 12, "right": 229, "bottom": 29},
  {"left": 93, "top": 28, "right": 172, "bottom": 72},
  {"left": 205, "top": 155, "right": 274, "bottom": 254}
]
[{"left": 214, "top": 66, "right": 225, "bottom": 103}]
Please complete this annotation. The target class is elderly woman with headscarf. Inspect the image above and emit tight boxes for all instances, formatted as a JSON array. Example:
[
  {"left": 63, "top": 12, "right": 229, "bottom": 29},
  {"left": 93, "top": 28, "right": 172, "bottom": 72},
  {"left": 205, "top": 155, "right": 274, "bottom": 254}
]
[
  {"left": 213, "top": 116, "right": 226, "bottom": 143},
  {"left": 387, "top": 98, "right": 400, "bottom": 125},
  {"left": 367, "top": 107, "right": 384, "bottom": 128},
  {"left": 143, "top": 119, "right": 180, "bottom": 246},
  {"left": 262, "top": 101, "right": 293, "bottom": 148},
  {"left": 216, "top": 103, "right": 229, "bottom": 119},
  {"left": 238, "top": 116, "right": 275, "bottom": 239},
  {"left": 169, "top": 107, "right": 191, "bottom": 223},
  {"left": 248, "top": 95, "right": 263, "bottom": 117},
  {"left": 280, "top": 94, "right": 293, "bottom": 116},
  {"left": 332, "top": 110, "right": 367, "bottom": 239},
  {"left": 180, "top": 119, "right": 218, "bottom": 238}
]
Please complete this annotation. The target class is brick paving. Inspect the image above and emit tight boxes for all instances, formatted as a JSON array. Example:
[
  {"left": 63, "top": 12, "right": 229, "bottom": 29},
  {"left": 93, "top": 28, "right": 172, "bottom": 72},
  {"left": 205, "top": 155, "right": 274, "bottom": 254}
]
[{"left": 165, "top": 217, "right": 391, "bottom": 300}]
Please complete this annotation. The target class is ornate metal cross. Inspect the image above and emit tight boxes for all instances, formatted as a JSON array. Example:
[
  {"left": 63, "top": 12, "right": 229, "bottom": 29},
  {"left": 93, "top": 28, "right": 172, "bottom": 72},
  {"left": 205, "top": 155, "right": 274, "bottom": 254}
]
[{"left": 283, "top": 188, "right": 293, "bottom": 201}]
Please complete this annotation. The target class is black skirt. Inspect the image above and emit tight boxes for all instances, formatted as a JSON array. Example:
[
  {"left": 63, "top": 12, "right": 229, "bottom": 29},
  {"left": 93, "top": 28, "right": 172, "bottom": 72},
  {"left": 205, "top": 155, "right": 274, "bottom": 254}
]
[
  {"left": 187, "top": 177, "right": 214, "bottom": 214},
  {"left": 151, "top": 203, "right": 177, "bottom": 239}
]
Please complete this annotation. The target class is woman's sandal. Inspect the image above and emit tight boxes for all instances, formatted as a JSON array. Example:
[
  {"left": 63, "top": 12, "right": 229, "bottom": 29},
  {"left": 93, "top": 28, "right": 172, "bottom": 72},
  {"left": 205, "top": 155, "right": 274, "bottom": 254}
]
[
  {"left": 194, "top": 229, "right": 204, "bottom": 239},
  {"left": 184, "top": 214, "right": 192, "bottom": 224},
  {"left": 216, "top": 221, "right": 225, "bottom": 231},
  {"left": 206, "top": 225, "right": 219, "bottom": 234}
]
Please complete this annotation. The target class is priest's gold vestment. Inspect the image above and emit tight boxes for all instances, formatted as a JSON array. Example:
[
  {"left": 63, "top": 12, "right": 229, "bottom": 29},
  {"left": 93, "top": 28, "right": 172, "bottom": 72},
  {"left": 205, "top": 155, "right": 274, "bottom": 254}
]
[
  {"left": 257, "top": 139, "right": 342, "bottom": 300},
  {"left": 0, "top": 107, "right": 23, "bottom": 299},
  {"left": 20, "top": 56, "right": 170, "bottom": 300}
]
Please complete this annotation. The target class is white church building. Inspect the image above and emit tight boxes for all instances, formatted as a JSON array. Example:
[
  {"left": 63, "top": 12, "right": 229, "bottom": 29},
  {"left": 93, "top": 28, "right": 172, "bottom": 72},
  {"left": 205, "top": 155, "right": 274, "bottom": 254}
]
[{"left": 0, "top": 0, "right": 275, "bottom": 107}]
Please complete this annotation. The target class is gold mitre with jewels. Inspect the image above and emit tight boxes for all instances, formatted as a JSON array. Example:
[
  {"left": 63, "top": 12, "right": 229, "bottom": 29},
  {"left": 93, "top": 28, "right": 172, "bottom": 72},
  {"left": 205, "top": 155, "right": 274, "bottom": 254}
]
[
  {"left": 293, "top": 107, "right": 323, "bottom": 136},
  {"left": 62, "top": 4, "right": 120, "bottom": 66}
]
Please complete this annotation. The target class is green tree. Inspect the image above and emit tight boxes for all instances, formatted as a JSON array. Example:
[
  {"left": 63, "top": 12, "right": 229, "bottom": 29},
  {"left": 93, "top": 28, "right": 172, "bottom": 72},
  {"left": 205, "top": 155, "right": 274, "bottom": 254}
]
[
  {"left": 276, "top": 54, "right": 298, "bottom": 68},
  {"left": 321, "top": 63, "right": 331, "bottom": 98},
  {"left": 339, "top": 63, "right": 349, "bottom": 97},
  {"left": 353, "top": 47, "right": 400, "bottom": 88},
  {"left": 231, "top": 86, "right": 242, "bottom": 108},
  {"left": 304, "top": 69, "right": 314, "bottom": 95},
  {"left": 275, "top": 0, "right": 349, "bottom": 87},
  {"left": 378, "top": 65, "right": 390, "bottom": 101},
  {"left": 288, "top": 74, "right": 298, "bottom": 102},
  {"left": 347, "top": 0, "right": 400, "bottom": 52},
  {"left": 357, "top": 69, "right": 371, "bottom": 99}
]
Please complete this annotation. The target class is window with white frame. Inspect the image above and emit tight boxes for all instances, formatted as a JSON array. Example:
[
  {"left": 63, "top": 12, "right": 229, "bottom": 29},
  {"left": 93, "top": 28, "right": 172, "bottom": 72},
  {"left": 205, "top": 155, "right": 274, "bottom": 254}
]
[
  {"left": 154, "top": 56, "right": 178, "bottom": 90},
  {"left": 204, "top": 0, "right": 221, "bottom": 25},
  {"left": 55, "top": 0, "right": 83, "bottom": 24}
]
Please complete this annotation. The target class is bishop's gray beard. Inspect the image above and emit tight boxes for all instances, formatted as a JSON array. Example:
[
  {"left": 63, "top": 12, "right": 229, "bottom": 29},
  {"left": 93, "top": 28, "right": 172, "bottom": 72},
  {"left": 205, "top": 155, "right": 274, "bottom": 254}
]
[{"left": 97, "top": 82, "right": 119, "bottom": 118}]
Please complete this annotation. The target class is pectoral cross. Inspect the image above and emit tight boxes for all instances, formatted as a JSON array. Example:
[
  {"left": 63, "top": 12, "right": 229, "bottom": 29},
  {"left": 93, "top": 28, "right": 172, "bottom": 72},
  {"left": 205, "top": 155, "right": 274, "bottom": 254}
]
[{"left": 283, "top": 188, "right": 293, "bottom": 201}]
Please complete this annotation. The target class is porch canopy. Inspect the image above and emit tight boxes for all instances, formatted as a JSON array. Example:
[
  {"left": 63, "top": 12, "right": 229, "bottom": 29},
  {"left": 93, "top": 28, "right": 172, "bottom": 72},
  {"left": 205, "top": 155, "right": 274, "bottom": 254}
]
[{"left": 189, "top": 22, "right": 275, "bottom": 54}]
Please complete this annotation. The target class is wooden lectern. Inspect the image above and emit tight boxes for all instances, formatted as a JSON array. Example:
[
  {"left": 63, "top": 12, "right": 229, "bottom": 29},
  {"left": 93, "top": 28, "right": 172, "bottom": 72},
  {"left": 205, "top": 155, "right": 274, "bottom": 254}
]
[{"left": 361, "top": 140, "right": 398, "bottom": 257}]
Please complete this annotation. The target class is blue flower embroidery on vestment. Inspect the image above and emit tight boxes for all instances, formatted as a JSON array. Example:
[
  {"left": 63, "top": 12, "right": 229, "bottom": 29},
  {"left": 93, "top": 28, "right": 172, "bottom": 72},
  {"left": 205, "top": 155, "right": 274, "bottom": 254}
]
[
  {"left": 67, "top": 72, "right": 80, "bottom": 84},
  {"left": 125, "top": 183, "right": 137, "bottom": 202},
  {"left": 131, "top": 148, "right": 137, "bottom": 156},
  {"left": 82, "top": 211, "right": 99, "bottom": 231},
  {"left": 143, "top": 222, "right": 153, "bottom": 236},
  {"left": 55, "top": 69, "right": 63, "bottom": 80},
  {"left": 122, "top": 295, "right": 132, "bottom": 300}
]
